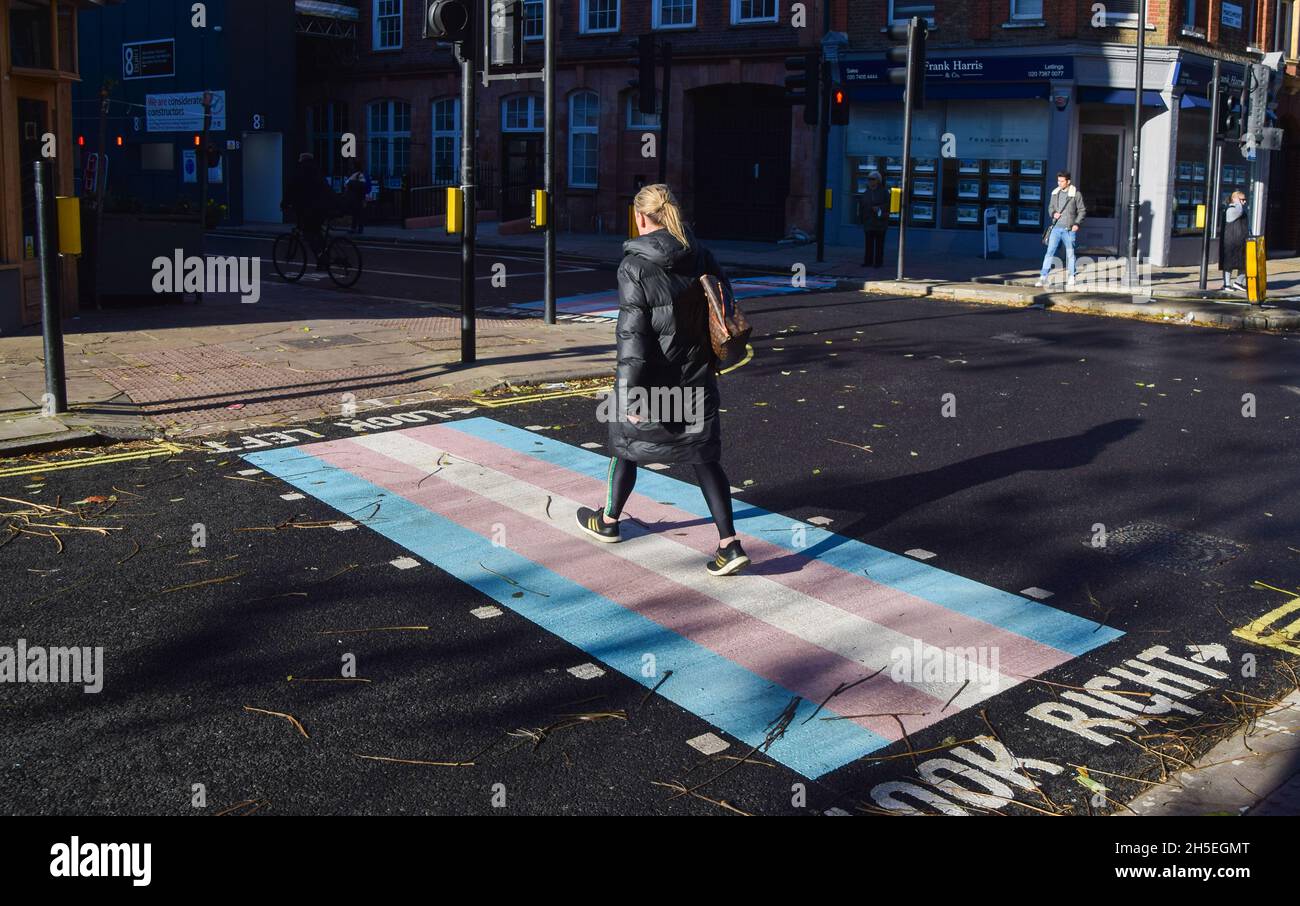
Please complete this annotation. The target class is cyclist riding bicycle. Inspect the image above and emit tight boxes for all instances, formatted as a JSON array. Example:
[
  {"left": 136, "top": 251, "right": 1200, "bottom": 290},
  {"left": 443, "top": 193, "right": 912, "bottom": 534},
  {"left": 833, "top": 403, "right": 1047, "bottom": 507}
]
[{"left": 280, "top": 153, "right": 337, "bottom": 270}]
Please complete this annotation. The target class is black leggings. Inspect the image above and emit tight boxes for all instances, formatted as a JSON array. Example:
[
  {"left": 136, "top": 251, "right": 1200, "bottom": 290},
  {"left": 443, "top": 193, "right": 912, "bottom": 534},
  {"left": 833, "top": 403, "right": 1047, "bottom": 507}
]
[{"left": 604, "top": 457, "right": 735, "bottom": 540}]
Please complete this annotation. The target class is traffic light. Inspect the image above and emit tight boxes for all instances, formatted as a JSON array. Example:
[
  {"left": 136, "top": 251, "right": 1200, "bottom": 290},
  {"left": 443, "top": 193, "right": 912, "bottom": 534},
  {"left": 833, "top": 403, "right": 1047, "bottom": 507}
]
[
  {"left": 1245, "top": 62, "right": 1270, "bottom": 142},
  {"left": 784, "top": 52, "right": 821, "bottom": 126},
  {"left": 488, "top": 0, "right": 524, "bottom": 68},
  {"left": 830, "top": 83, "right": 850, "bottom": 126},
  {"left": 424, "top": 0, "right": 473, "bottom": 44},
  {"left": 635, "top": 35, "right": 657, "bottom": 115},
  {"left": 1218, "top": 86, "right": 1242, "bottom": 140},
  {"left": 887, "top": 17, "right": 928, "bottom": 111}
]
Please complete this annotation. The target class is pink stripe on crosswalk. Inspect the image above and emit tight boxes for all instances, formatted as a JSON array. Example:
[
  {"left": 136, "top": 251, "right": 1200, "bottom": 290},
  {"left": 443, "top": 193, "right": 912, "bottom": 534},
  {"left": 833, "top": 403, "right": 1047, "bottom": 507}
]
[
  {"left": 411, "top": 423, "right": 1075, "bottom": 680},
  {"left": 306, "top": 438, "right": 945, "bottom": 741}
]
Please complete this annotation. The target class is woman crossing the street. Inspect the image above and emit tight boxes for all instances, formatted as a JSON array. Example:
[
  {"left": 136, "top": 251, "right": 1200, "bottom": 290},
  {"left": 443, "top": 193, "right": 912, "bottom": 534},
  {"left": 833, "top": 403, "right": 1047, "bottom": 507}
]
[{"left": 576, "top": 184, "right": 749, "bottom": 576}]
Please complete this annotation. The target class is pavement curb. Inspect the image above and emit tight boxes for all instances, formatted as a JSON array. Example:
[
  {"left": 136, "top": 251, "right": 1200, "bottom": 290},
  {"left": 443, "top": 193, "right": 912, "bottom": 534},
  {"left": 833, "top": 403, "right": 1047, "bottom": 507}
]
[
  {"left": 211, "top": 228, "right": 871, "bottom": 285},
  {"left": 861, "top": 280, "right": 1300, "bottom": 331},
  {"left": 0, "top": 427, "right": 112, "bottom": 457}
]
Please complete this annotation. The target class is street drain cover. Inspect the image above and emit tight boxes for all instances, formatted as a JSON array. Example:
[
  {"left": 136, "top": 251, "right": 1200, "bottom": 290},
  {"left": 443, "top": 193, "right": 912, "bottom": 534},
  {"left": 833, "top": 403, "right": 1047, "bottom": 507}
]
[
  {"left": 279, "top": 334, "right": 370, "bottom": 350},
  {"left": 1094, "top": 522, "right": 1246, "bottom": 575}
]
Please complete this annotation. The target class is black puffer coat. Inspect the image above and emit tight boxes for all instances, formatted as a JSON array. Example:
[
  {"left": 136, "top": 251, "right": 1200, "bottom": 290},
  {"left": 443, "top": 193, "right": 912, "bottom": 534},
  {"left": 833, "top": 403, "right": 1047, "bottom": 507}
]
[{"left": 607, "top": 229, "right": 728, "bottom": 465}]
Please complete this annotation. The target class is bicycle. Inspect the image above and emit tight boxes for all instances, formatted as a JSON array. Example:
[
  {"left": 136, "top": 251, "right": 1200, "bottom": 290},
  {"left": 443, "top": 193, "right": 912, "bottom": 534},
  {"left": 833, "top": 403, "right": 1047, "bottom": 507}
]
[{"left": 273, "top": 216, "right": 363, "bottom": 288}]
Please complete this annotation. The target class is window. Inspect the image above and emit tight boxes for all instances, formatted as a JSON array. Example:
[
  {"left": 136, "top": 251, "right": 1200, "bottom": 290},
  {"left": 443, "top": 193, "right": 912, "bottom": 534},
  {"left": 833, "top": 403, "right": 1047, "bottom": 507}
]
[
  {"left": 889, "top": 1, "right": 935, "bottom": 23},
  {"left": 733, "top": 0, "right": 778, "bottom": 24},
  {"left": 373, "top": 0, "right": 402, "bottom": 51},
  {"left": 368, "top": 100, "right": 411, "bottom": 180},
  {"left": 524, "top": 0, "right": 544, "bottom": 41},
  {"left": 582, "top": 0, "right": 620, "bottom": 33},
  {"left": 432, "top": 98, "right": 460, "bottom": 184},
  {"left": 1183, "top": 0, "right": 1196, "bottom": 29},
  {"left": 1278, "top": 1, "right": 1296, "bottom": 56},
  {"left": 9, "top": 0, "right": 54, "bottom": 69},
  {"left": 654, "top": 0, "right": 696, "bottom": 29},
  {"left": 1010, "top": 0, "right": 1043, "bottom": 20},
  {"left": 569, "top": 92, "right": 599, "bottom": 188},
  {"left": 308, "top": 102, "right": 349, "bottom": 179},
  {"left": 140, "top": 143, "right": 174, "bottom": 171},
  {"left": 626, "top": 93, "right": 661, "bottom": 130},
  {"left": 502, "top": 95, "right": 544, "bottom": 132}
]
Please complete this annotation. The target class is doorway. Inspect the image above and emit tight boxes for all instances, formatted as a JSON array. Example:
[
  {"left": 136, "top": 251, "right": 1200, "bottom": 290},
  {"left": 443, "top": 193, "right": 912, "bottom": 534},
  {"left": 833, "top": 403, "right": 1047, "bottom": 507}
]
[
  {"left": 243, "top": 132, "right": 284, "bottom": 224},
  {"left": 501, "top": 134, "right": 543, "bottom": 222},
  {"left": 15, "top": 88, "right": 56, "bottom": 323},
  {"left": 691, "top": 85, "right": 791, "bottom": 240},
  {"left": 1076, "top": 126, "right": 1126, "bottom": 254}
]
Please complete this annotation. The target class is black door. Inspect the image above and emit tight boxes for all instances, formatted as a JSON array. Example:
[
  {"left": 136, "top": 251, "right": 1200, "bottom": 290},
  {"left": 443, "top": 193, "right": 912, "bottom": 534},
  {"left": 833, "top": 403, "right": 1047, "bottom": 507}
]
[
  {"left": 692, "top": 85, "right": 791, "bottom": 240},
  {"left": 502, "top": 134, "right": 543, "bottom": 221}
]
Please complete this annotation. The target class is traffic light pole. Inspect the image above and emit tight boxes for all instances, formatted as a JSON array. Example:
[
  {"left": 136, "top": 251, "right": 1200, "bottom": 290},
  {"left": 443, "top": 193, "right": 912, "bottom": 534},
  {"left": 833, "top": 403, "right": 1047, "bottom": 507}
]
[
  {"left": 1198, "top": 60, "right": 1221, "bottom": 292},
  {"left": 543, "top": 0, "right": 556, "bottom": 324},
  {"left": 460, "top": 41, "right": 477, "bottom": 362},
  {"left": 93, "top": 85, "right": 109, "bottom": 311},
  {"left": 658, "top": 42, "right": 672, "bottom": 185},
  {"left": 815, "top": 65, "right": 830, "bottom": 263},
  {"left": 1125, "top": 0, "right": 1147, "bottom": 289},
  {"left": 895, "top": 24, "right": 916, "bottom": 282}
]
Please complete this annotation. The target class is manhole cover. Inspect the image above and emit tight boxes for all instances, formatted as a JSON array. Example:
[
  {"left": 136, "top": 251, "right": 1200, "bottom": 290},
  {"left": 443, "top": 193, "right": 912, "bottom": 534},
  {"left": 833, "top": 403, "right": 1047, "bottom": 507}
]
[
  {"left": 279, "top": 334, "right": 370, "bottom": 350},
  {"left": 1093, "top": 522, "right": 1246, "bottom": 575}
]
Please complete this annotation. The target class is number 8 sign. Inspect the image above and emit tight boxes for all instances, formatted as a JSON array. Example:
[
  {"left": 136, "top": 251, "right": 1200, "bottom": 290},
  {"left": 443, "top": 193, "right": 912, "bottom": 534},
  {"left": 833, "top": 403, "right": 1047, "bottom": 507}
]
[{"left": 123, "top": 46, "right": 135, "bottom": 77}]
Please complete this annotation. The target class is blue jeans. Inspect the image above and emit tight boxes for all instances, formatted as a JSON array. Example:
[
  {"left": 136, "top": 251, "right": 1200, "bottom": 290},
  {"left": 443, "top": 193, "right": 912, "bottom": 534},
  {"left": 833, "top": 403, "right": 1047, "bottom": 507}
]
[{"left": 1040, "top": 226, "right": 1077, "bottom": 280}]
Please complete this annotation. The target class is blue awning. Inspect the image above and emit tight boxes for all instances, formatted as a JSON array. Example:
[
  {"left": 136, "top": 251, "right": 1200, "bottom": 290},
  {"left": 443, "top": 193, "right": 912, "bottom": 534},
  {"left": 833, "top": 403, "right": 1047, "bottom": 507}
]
[
  {"left": 1079, "top": 88, "right": 1167, "bottom": 108},
  {"left": 1181, "top": 94, "right": 1211, "bottom": 109}
]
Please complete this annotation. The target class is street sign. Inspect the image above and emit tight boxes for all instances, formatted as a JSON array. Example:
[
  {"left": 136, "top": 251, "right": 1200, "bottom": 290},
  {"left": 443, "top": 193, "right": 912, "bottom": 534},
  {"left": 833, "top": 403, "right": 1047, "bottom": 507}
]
[
  {"left": 983, "top": 207, "right": 1001, "bottom": 258},
  {"left": 122, "top": 38, "right": 176, "bottom": 80}
]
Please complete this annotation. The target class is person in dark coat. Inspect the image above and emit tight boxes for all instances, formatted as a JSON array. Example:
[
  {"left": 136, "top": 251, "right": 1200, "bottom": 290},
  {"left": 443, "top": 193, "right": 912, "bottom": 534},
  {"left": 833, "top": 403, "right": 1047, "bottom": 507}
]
[
  {"left": 576, "top": 184, "right": 749, "bottom": 576},
  {"left": 344, "top": 166, "right": 370, "bottom": 234},
  {"left": 859, "top": 171, "right": 889, "bottom": 268},
  {"left": 1219, "top": 190, "right": 1248, "bottom": 293}
]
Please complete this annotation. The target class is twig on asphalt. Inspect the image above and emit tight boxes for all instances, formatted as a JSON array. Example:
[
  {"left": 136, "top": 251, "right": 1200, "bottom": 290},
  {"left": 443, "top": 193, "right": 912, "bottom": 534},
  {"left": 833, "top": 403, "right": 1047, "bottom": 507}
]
[
  {"left": 317, "top": 626, "right": 430, "bottom": 635},
  {"left": 243, "top": 706, "right": 309, "bottom": 739}
]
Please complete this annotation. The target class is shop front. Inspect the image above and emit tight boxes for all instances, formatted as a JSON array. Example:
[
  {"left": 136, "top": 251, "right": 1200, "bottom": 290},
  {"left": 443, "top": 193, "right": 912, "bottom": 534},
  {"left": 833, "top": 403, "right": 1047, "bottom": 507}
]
[{"left": 832, "top": 47, "right": 1268, "bottom": 268}]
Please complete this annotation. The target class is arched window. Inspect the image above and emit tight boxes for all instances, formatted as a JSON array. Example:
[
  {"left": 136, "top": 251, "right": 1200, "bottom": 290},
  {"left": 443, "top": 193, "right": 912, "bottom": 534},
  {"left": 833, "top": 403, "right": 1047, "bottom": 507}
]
[
  {"left": 368, "top": 100, "right": 411, "bottom": 181},
  {"left": 432, "top": 98, "right": 461, "bottom": 184},
  {"left": 569, "top": 92, "right": 599, "bottom": 188}
]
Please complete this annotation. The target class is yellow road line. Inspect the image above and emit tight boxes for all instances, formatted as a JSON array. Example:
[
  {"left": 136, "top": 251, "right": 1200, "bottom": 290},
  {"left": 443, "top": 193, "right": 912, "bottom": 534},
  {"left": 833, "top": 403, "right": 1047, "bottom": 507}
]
[
  {"left": 0, "top": 443, "right": 185, "bottom": 478},
  {"left": 1233, "top": 596, "right": 1300, "bottom": 655},
  {"left": 475, "top": 385, "right": 614, "bottom": 408}
]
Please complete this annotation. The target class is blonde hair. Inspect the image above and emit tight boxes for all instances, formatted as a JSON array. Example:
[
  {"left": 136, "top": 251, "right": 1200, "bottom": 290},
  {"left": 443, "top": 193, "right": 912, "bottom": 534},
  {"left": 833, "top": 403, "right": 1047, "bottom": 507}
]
[{"left": 634, "top": 184, "right": 689, "bottom": 250}]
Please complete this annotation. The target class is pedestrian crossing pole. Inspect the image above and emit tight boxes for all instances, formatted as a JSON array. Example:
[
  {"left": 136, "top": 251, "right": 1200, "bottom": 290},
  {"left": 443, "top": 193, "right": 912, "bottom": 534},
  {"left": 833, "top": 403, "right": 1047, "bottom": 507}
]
[
  {"left": 1198, "top": 59, "right": 1221, "bottom": 292},
  {"left": 459, "top": 29, "right": 478, "bottom": 362},
  {"left": 543, "top": 0, "right": 556, "bottom": 324}
]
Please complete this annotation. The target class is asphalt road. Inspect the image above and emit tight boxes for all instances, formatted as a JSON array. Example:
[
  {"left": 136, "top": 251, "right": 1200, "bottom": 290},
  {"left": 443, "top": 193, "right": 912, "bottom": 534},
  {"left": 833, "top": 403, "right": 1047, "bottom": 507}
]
[
  {"left": 207, "top": 231, "right": 621, "bottom": 313},
  {"left": 2, "top": 288, "right": 1298, "bottom": 816}
]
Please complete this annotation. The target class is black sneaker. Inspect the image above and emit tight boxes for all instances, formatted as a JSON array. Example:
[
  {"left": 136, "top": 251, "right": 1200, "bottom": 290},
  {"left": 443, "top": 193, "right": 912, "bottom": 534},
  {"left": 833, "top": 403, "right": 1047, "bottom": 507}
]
[
  {"left": 706, "top": 540, "right": 750, "bottom": 576},
  {"left": 576, "top": 505, "right": 620, "bottom": 543}
]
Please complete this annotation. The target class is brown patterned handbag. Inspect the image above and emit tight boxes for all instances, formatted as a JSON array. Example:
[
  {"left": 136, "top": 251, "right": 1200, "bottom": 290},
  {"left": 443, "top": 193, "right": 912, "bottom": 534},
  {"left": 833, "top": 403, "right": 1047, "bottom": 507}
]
[{"left": 700, "top": 273, "right": 752, "bottom": 370}]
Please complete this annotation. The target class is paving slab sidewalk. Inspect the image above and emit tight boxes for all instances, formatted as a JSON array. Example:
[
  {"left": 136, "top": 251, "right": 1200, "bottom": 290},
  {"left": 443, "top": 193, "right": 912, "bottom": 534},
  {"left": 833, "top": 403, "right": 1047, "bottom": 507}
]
[
  {"left": 223, "top": 222, "right": 1300, "bottom": 331},
  {"left": 0, "top": 280, "right": 615, "bottom": 455},
  {"left": 1122, "top": 690, "right": 1300, "bottom": 816}
]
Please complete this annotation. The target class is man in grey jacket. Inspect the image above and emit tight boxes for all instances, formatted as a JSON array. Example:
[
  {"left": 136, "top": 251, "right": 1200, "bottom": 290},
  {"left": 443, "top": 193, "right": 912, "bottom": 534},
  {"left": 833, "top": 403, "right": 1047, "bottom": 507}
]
[{"left": 1035, "top": 171, "right": 1087, "bottom": 289}]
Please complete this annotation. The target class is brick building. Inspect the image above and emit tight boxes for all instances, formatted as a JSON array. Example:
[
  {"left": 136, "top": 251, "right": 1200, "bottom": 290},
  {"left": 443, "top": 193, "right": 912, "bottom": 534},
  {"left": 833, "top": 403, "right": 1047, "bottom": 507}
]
[
  {"left": 828, "top": 0, "right": 1296, "bottom": 265},
  {"left": 298, "top": 0, "right": 828, "bottom": 240}
]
